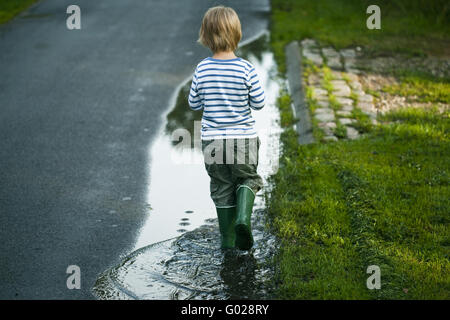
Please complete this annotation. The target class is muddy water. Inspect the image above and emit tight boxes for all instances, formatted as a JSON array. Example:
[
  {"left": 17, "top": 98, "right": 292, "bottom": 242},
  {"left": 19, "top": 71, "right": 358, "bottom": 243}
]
[{"left": 92, "top": 34, "right": 283, "bottom": 300}]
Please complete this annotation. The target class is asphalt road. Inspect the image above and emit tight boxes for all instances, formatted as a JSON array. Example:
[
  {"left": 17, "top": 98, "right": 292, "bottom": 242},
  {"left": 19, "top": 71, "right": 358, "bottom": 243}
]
[{"left": 0, "top": 0, "right": 269, "bottom": 299}]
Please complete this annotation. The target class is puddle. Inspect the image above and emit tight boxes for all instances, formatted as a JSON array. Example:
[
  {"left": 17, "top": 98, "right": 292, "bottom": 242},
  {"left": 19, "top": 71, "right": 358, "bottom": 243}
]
[{"left": 92, "top": 33, "right": 283, "bottom": 300}]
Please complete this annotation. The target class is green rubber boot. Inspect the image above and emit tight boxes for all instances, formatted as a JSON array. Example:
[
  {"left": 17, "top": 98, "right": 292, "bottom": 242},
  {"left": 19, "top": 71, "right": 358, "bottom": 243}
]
[
  {"left": 216, "top": 207, "right": 237, "bottom": 249},
  {"left": 235, "top": 186, "right": 255, "bottom": 250}
]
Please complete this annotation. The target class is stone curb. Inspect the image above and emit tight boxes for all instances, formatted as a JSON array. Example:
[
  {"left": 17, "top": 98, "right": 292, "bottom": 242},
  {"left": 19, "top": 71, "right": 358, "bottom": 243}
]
[{"left": 285, "top": 41, "right": 315, "bottom": 145}]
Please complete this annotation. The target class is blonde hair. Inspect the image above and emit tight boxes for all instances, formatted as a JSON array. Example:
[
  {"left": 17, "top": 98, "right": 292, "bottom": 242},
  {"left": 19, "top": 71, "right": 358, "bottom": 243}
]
[{"left": 198, "top": 6, "right": 242, "bottom": 53}]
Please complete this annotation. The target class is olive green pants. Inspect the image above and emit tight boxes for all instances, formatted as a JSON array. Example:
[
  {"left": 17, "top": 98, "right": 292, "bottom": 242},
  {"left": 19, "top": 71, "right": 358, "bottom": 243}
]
[{"left": 202, "top": 137, "right": 263, "bottom": 208}]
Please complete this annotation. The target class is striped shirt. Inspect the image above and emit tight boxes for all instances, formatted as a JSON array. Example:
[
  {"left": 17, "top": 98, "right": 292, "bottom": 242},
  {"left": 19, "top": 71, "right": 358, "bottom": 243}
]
[{"left": 188, "top": 57, "right": 265, "bottom": 140}]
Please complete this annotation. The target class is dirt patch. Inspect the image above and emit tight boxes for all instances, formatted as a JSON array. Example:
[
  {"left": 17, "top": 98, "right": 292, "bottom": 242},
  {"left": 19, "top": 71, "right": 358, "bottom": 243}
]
[{"left": 356, "top": 55, "right": 449, "bottom": 114}]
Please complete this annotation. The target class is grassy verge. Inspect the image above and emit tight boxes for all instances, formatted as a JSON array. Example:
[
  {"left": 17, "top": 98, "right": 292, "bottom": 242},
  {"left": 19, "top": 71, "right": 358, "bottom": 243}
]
[
  {"left": 268, "top": 92, "right": 449, "bottom": 299},
  {"left": 267, "top": 0, "right": 450, "bottom": 299},
  {"left": 0, "top": 0, "right": 38, "bottom": 24},
  {"left": 270, "top": 0, "right": 450, "bottom": 73}
]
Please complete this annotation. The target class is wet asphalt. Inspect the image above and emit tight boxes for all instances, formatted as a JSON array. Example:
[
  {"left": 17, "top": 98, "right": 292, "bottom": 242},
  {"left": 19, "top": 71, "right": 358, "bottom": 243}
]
[{"left": 0, "top": 0, "right": 269, "bottom": 299}]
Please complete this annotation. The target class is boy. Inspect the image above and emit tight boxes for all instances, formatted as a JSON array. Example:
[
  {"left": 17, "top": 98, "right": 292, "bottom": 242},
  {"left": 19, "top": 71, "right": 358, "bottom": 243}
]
[{"left": 188, "top": 6, "right": 265, "bottom": 250}]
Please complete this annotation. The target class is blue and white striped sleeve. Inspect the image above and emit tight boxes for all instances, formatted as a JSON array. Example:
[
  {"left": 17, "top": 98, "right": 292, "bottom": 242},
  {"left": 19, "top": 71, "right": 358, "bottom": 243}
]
[
  {"left": 188, "top": 68, "right": 203, "bottom": 111},
  {"left": 246, "top": 67, "right": 265, "bottom": 110}
]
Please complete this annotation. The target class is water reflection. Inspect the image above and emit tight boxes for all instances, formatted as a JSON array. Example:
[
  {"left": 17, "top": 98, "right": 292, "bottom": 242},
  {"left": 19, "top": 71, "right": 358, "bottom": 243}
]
[
  {"left": 93, "top": 208, "right": 278, "bottom": 299},
  {"left": 92, "top": 33, "right": 282, "bottom": 300}
]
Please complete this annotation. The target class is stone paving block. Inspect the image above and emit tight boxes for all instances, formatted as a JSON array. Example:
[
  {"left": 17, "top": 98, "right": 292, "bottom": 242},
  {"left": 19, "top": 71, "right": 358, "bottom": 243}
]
[
  {"left": 315, "top": 107, "right": 334, "bottom": 115},
  {"left": 310, "top": 55, "right": 324, "bottom": 66},
  {"left": 357, "top": 101, "right": 376, "bottom": 113},
  {"left": 358, "top": 94, "right": 374, "bottom": 103},
  {"left": 301, "top": 38, "right": 318, "bottom": 49},
  {"left": 340, "top": 48, "right": 356, "bottom": 58},
  {"left": 315, "top": 112, "right": 335, "bottom": 122},
  {"left": 339, "top": 118, "right": 356, "bottom": 125},
  {"left": 303, "top": 47, "right": 320, "bottom": 55},
  {"left": 308, "top": 73, "right": 321, "bottom": 85},
  {"left": 346, "top": 68, "right": 360, "bottom": 74},
  {"left": 327, "top": 57, "right": 343, "bottom": 70},
  {"left": 336, "top": 110, "right": 353, "bottom": 117},
  {"left": 346, "top": 126, "right": 360, "bottom": 140},
  {"left": 341, "top": 104, "right": 354, "bottom": 112},
  {"left": 331, "top": 70, "right": 343, "bottom": 79},
  {"left": 318, "top": 121, "right": 336, "bottom": 136},
  {"left": 350, "top": 81, "right": 362, "bottom": 90},
  {"left": 336, "top": 97, "right": 354, "bottom": 106},
  {"left": 343, "top": 73, "right": 359, "bottom": 82},
  {"left": 303, "top": 49, "right": 323, "bottom": 66},
  {"left": 316, "top": 94, "right": 329, "bottom": 101},
  {"left": 323, "top": 135, "right": 338, "bottom": 142},
  {"left": 344, "top": 58, "right": 357, "bottom": 69},
  {"left": 332, "top": 83, "right": 351, "bottom": 97},
  {"left": 364, "top": 110, "right": 378, "bottom": 119},
  {"left": 316, "top": 100, "right": 330, "bottom": 108},
  {"left": 322, "top": 47, "right": 340, "bottom": 57},
  {"left": 330, "top": 80, "right": 347, "bottom": 87},
  {"left": 313, "top": 87, "right": 328, "bottom": 97},
  {"left": 318, "top": 121, "right": 337, "bottom": 129},
  {"left": 322, "top": 47, "right": 342, "bottom": 69}
]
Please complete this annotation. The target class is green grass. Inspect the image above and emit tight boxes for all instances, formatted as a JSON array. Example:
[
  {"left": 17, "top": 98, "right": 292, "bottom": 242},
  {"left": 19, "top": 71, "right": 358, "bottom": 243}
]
[
  {"left": 0, "top": 0, "right": 37, "bottom": 24},
  {"left": 267, "top": 0, "right": 449, "bottom": 300},
  {"left": 383, "top": 71, "right": 450, "bottom": 104},
  {"left": 350, "top": 108, "right": 373, "bottom": 134},
  {"left": 267, "top": 101, "right": 450, "bottom": 299},
  {"left": 333, "top": 121, "right": 347, "bottom": 139},
  {"left": 270, "top": 0, "right": 450, "bottom": 73},
  {"left": 277, "top": 91, "right": 297, "bottom": 128}
]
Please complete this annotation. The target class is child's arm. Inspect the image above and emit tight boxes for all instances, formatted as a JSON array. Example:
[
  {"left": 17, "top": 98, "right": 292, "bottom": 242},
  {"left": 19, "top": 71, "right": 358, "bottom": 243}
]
[
  {"left": 188, "top": 68, "right": 203, "bottom": 111},
  {"left": 246, "top": 67, "right": 265, "bottom": 110}
]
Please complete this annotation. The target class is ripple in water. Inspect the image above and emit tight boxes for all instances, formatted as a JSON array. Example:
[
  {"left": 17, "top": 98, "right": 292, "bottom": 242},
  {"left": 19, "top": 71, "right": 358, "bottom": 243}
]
[{"left": 93, "top": 208, "right": 278, "bottom": 299}]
